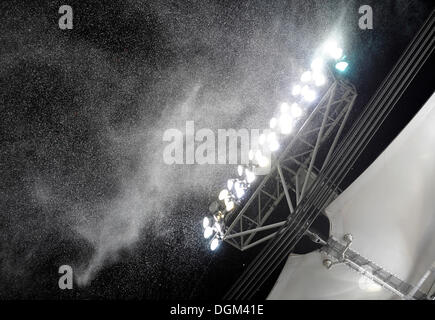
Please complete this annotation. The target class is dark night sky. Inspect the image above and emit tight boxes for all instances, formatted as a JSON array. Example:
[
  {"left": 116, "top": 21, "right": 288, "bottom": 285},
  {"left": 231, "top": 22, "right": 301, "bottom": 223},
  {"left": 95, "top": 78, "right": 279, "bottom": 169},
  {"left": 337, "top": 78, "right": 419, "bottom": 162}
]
[{"left": 0, "top": 0, "right": 434, "bottom": 300}]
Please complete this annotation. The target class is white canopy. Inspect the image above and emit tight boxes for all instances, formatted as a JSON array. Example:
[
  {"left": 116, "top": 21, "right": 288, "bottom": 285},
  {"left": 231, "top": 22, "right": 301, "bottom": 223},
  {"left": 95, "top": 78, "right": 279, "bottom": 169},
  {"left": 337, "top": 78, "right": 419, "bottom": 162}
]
[{"left": 269, "top": 93, "right": 435, "bottom": 299}]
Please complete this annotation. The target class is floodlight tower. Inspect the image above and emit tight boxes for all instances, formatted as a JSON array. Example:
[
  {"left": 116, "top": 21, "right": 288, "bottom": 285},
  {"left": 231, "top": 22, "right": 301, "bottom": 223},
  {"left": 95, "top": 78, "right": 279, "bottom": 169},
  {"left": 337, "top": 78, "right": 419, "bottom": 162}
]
[
  {"left": 222, "top": 75, "right": 356, "bottom": 251},
  {"left": 201, "top": 39, "right": 357, "bottom": 251}
]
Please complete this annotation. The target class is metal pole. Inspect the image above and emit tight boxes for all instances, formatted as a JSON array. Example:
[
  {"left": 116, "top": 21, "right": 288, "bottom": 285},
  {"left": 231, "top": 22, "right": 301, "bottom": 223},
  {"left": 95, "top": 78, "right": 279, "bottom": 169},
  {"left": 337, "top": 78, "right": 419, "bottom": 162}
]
[
  {"left": 299, "top": 82, "right": 337, "bottom": 203},
  {"left": 277, "top": 164, "right": 294, "bottom": 214}
]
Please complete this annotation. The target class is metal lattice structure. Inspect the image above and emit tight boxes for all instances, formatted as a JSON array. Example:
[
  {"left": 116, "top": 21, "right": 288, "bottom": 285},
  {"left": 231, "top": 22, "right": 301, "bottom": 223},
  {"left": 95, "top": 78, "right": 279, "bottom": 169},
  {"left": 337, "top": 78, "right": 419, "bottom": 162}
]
[
  {"left": 223, "top": 78, "right": 357, "bottom": 251},
  {"left": 322, "top": 236, "right": 428, "bottom": 300}
]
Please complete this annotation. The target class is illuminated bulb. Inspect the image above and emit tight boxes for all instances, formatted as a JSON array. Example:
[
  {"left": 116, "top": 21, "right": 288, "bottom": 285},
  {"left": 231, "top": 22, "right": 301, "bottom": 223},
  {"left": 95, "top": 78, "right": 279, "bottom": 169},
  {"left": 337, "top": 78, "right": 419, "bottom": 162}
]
[
  {"left": 301, "top": 71, "right": 311, "bottom": 82},
  {"left": 259, "top": 133, "right": 266, "bottom": 145},
  {"left": 210, "top": 238, "right": 220, "bottom": 251},
  {"left": 255, "top": 150, "right": 263, "bottom": 163},
  {"left": 279, "top": 113, "right": 293, "bottom": 135},
  {"left": 267, "top": 132, "right": 279, "bottom": 152},
  {"left": 268, "top": 140, "right": 279, "bottom": 152},
  {"left": 324, "top": 40, "right": 343, "bottom": 60},
  {"left": 303, "top": 89, "right": 316, "bottom": 102},
  {"left": 227, "top": 179, "right": 234, "bottom": 190},
  {"left": 335, "top": 61, "right": 349, "bottom": 72},
  {"left": 292, "top": 84, "right": 302, "bottom": 96},
  {"left": 218, "top": 189, "right": 229, "bottom": 201},
  {"left": 267, "top": 132, "right": 277, "bottom": 143},
  {"left": 332, "top": 47, "right": 343, "bottom": 60},
  {"left": 245, "top": 169, "right": 256, "bottom": 183},
  {"left": 280, "top": 102, "right": 290, "bottom": 113},
  {"left": 248, "top": 149, "right": 255, "bottom": 161},
  {"left": 204, "top": 226, "right": 213, "bottom": 239},
  {"left": 237, "top": 165, "right": 244, "bottom": 176},
  {"left": 203, "top": 217, "right": 210, "bottom": 229},
  {"left": 313, "top": 73, "right": 326, "bottom": 86},
  {"left": 269, "top": 117, "right": 277, "bottom": 129},
  {"left": 234, "top": 181, "right": 245, "bottom": 199},
  {"left": 311, "top": 57, "right": 324, "bottom": 72},
  {"left": 225, "top": 199, "right": 235, "bottom": 211},
  {"left": 258, "top": 155, "right": 270, "bottom": 168},
  {"left": 301, "top": 85, "right": 310, "bottom": 96},
  {"left": 324, "top": 40, "right": 338, "bottom": 56},
  {"left": 290, "top": 103, "right": 303, "bottom": 118}
]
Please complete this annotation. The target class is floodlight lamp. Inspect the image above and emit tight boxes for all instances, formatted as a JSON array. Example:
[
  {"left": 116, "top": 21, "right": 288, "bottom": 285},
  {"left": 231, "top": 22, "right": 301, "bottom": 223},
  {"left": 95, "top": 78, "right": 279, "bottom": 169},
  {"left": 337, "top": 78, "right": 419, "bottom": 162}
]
[
  {"left": 313, "top": 72, "right": 326, "bottom": 86},
  {"left": 290, "top": 103, "right": 303, "bottom": 118},
  {"left": 225, "top": 199, "right": 235, "bottom": 211},
  {"left": 210, "top": 237, "right": 220, "bottom": 251},
  {"left": 259, "top": 133, "right": 266, "bottom": 145},
  {"left": 279, "top": 113, "right": 293, "bottom": 135},
  {"left": 218, "top": 189, "right": 229, "bottom": 201},
  {"left": 245, "top": 168, "right": 256, "bottom": 183},
  {"left": 202, "top": 217, "right": 210, "bottom": 229},
  {"left": 234, "top": 181, "right": 245, "bottom": 199},
  {"left": 227, "top": 179, "right": 234, "bottom": 190},
  {"left": 292, "top": 84, "right": 302, "bottom": 96},
  {"left": 280, "top": 102, "right": 290, "bottom": 113},
  {"left": 258, "top": 155, "right": 270, "bottom": 168},
  {"left": 268, "top": 140, "right": 279, "bottom": 152},
  {"left": 323, "top": 40, "right": 338, "bottom": 55},
  {"left": 300, "top": 71, "right": 312, "bottom": 82},
  {"left": 255, "top": 150, "right": 263, "bottom": 163},
  {"left": 269, "top": 117, "right": 277, "bottom": 129},
  {"left": 267, "top": 132, "right": 279, "bottom": 152},
  {"left": 311, "top": 57, "right": 324, "bottom": 72},
  {"left": 204, "top": 226, "right": 213, "bottom": 239},
  {"left": 248, "top": 149, "right": 255, "bottom": 161},
  {"left": 335, "top": 61, "right": 348, "bottom": 72},
  {"left": 237, "top": 165, "right": 244, "bottom": 176},
  {"left": 208, "top": 201, "right": 219, "bottom": 214},
  {"left": 332, "top": 47, "right": 343, "bottom": 60},
  {"left": 303, "top": 88, "right": 316, "bottom": 102}
]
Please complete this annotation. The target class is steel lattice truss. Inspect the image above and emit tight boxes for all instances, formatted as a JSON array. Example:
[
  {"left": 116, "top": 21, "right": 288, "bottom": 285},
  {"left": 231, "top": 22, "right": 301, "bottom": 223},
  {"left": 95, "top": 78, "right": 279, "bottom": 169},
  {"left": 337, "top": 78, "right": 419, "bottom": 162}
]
[
  {"left": 322, "top": 236, "right": 429, "bottom": 299},
  {"left": 223, "top": 78, "right": 357, "bottom": 251}
]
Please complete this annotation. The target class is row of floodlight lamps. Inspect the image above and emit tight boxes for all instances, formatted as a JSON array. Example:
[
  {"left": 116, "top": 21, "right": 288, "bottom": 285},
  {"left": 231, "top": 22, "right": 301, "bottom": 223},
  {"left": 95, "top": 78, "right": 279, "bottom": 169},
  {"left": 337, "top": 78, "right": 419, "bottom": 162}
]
[{"left": 202, "top": 39, "right": 348, "bottom": 251}]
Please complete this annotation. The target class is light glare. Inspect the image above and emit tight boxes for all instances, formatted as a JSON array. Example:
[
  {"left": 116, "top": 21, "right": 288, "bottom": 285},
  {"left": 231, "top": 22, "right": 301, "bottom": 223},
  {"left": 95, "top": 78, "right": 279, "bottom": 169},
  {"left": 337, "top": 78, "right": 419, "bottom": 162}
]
[
  {"left": 245, "top": 169, "right": 256, "bottom": 183},
  {"left": 227, "top": 179, "right": 234, "bottom": 190},
  {"left": 311, "top": 58, "right": 323, "bottom": 71},
  {"left": 237, "top": 165, "right": 244, "bottom": 176},
  {"left": 292, "top": 84, "right": 301, "bottom": 96},
  {"left": 218, "top": 189, "right": 229, "bottom": 201},
  {"left": 301, "top": 71, "right": 312, "bottom": 82},
  {"left": 225, "top": 200, "right": 235, "bottom": 211},
  {"left": 335, "top": 61, "right": 349, "bottom": 72},
  {"left": 210, "top": 238, "right": 220, "bottom": 251},
  {"left": 259, "top": 133, "right": 266, "bottom": 145},
  {"left": 313, "top": 73, "right": 326, "bottom": 86},
  {"left": 204, "top": 227, "right": 213, "bottom": 239},
  {"left": 202, "top": 217, "right": 210, "bottom": 229},
  {"left": 303, "top": 88, "right": 316, "bottom": 102},
  {"left": 280, "top": 102, "right": 290, "bottom": 113},
  {"left": 290, "top": 103, "right": 303, "bottom": 118},
  {"left": 269, "top": 117, "right": 277, "bottom": 129},
  {"left": 248, "top": 149, "right": 254, "bottom": 161},
  {"left": 279, "top": 113, "right": 293, "bottom": 135},
  {"left": 234, "top": 181, "right": 245, "bottom": 199}
]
